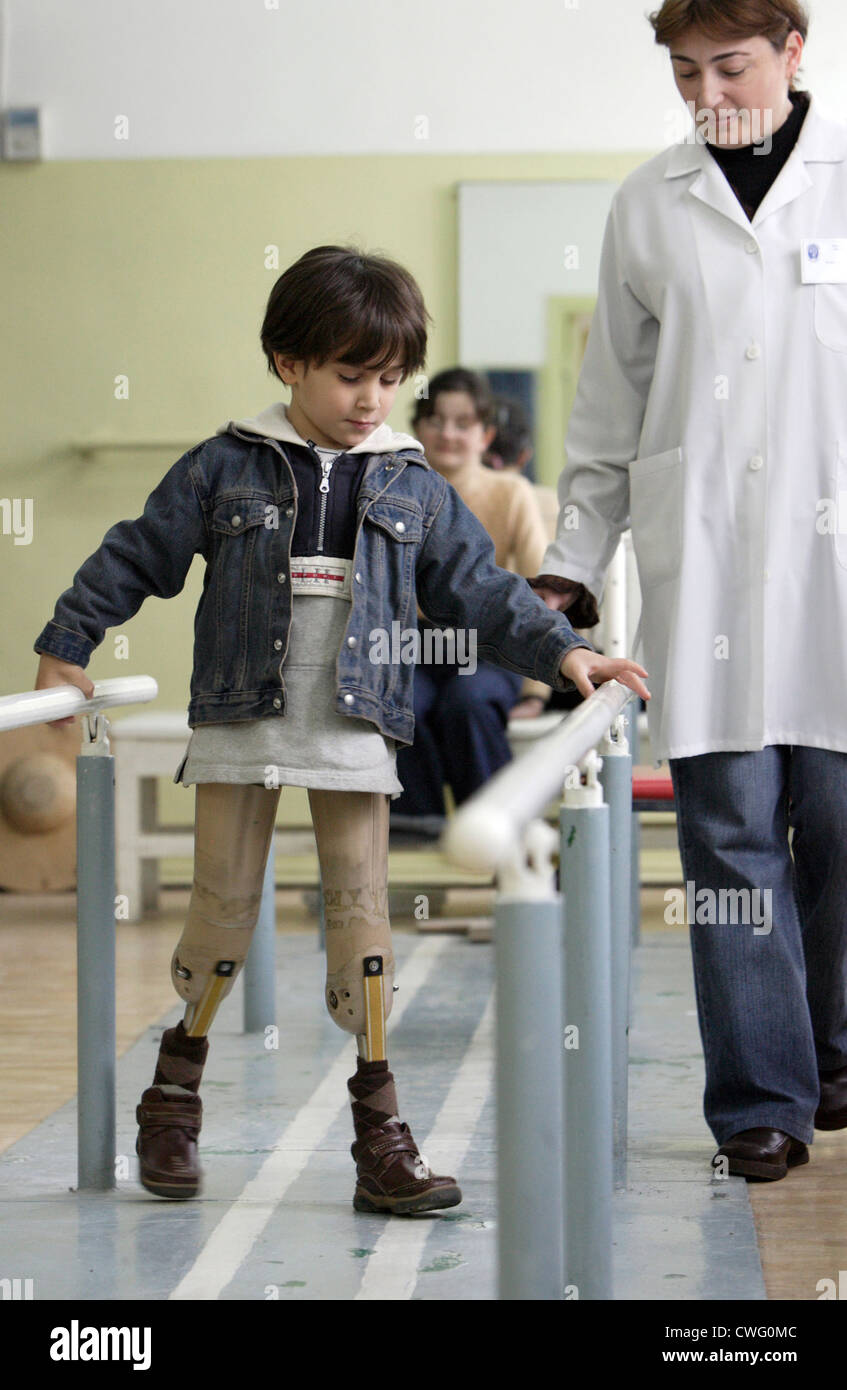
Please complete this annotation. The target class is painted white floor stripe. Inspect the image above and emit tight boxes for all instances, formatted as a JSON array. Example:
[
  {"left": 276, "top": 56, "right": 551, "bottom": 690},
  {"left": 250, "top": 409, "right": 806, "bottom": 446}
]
[
  {"left": 354, "top": 988, "right": 495, "bottom": 1301},
  {"left": 170, "top": 934, "right": 450, "bottom": 1300}
]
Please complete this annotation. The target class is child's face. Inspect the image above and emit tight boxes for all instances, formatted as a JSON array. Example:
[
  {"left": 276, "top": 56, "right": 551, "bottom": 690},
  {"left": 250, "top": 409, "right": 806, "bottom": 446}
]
[
  {"left": 274, "top": 353, "right": 404, "bottom": 450},
  {"left": 415, "top": 391, "right": 496, "bottom": 476}
]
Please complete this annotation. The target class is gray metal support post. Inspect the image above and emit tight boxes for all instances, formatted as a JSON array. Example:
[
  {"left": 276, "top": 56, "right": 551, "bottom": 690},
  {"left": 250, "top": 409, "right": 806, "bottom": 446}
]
[
  {"left": 598, "top": 717, "right": 633, "bottom": 1191},
  {"left": 560, "top": 754, "right": 613, "bottom": 1299},
  {"left": 630, "top": 708, "right": 642, "bottom": 947},
  {"left": 243, "top": 834, "right": 276, "bottom": 1032},
  {"left": 495, "top": 823, "right": 565, "bottom": 1301},
  {"left": 76, "top": 714, "right": 116, "bottom": 1191}
]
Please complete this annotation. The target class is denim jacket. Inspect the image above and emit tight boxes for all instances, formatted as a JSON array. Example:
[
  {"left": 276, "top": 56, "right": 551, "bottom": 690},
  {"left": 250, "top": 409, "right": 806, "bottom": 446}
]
[{"left": 33, "top": 406, "right": 594, "bottom": 744}]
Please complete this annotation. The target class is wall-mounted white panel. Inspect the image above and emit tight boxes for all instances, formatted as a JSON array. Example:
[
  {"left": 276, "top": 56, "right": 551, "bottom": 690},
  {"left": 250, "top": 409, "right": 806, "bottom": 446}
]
[{"left": 458, "top": 180, "right": 616, "bottom": 366}]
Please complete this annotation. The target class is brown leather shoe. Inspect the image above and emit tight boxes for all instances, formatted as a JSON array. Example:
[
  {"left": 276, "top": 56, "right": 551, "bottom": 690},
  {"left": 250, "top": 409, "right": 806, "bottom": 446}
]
[
  {"left": 136, "top": 1084, "right": 203, "bottom": 1198},
  {"left": 714, "top": 1127, "right": 809, "bottom": 1181},
  {"left": 815, "top": 1064, "right": 847, "bottom": 1130},
  {"left": 352, "top": 1121, "right": 462, "bottom": 1215}
]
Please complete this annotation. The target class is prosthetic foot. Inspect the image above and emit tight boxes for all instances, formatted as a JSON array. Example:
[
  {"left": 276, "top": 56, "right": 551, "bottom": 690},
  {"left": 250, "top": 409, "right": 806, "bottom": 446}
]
[{"left": 347, "top": 957, "right": 462, "bottom": 1216}]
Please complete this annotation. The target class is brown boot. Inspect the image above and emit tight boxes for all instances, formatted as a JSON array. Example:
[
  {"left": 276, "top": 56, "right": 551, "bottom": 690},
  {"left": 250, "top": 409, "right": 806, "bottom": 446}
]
[
  {"left": 347, "top": 1057, "right": 462, "bottom": 1215},
  {"left": 136, "top": 1022, "right": 208, "bottom": 1199}
]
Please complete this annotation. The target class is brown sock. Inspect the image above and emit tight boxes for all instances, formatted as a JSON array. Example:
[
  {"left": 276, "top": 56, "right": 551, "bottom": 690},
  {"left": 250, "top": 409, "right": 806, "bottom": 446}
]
[
  {"left": 347, "top": 1056, "right": 400, "bottom": 1139},
  {"left": 152, "top": 1019, "right": 209, "bottom": 1095}
]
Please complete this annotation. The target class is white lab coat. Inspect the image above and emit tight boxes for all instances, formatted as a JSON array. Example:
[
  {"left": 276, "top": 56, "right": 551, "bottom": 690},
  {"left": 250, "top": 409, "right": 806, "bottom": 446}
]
[{"left": 543, "top": 95, "right": 847, "bottom": 762}]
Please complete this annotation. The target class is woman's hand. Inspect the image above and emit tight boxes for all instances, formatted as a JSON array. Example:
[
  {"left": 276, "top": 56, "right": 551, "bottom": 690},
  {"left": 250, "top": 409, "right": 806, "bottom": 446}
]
[
  {"left": 35, "top": 653, "right": 95, "bottom": 727},
  {"left": 560, "top": 646, "right": 650, "bottom": 702},
  {"left": 508, "top": 695, "right": 546, "bottom": 721}
]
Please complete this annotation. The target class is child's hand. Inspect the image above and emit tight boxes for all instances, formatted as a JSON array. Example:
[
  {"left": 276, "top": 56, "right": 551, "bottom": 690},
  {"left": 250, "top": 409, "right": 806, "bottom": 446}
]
[
  {"left": 35, "top": 653, "right": 95, "bottom": 727},
  {"left": 560, "top": 647, "right": 650, "bottom": 703}
]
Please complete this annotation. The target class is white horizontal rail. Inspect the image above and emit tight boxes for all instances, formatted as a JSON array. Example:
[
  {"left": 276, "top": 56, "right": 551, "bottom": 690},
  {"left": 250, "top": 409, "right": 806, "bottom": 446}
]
[
  {"left": 0, "top": 676, "right": 159, "bottom": 732},
  {"left": 442, "top": 679, "right": 633, "bottom": 875}
]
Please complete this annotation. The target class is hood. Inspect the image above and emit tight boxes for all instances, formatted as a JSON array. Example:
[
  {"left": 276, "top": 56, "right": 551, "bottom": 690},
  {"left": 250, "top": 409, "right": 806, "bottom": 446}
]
[{"left": 217, "top": 402, "right": 425, "bottom": 456}]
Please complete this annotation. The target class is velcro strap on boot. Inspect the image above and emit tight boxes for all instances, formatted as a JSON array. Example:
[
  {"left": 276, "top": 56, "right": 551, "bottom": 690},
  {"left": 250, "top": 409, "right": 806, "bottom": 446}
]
[
  {"left": 136, "top": 1100, "right": 202, "bottom": 1131},
  {"left": 355, "top": 1125, "right": 420, "bottom": 1169}
]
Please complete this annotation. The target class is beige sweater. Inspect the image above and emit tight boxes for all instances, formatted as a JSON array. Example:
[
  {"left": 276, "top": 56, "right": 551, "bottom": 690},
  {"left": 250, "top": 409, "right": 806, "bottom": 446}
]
[{"left": 419, "top": 459, "right": 551, "bottom": 703}]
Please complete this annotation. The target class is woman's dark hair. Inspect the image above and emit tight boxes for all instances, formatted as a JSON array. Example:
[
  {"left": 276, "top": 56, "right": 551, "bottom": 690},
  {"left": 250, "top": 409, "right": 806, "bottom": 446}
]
[
  {"left": 411, "top": 367, "right": 496, "bottom": 429},
  {"left": 487, "top": 396, "right": 533, "bottom": 466},
  {"left": 648, "top": 0, "right": 809, "bottom": 87},
  {"left": 261, "top": 245, "right": 430, "bottom": 382}
]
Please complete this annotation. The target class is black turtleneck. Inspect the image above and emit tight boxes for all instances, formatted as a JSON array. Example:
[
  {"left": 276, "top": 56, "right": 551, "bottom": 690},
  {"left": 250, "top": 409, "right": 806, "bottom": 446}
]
[{"left": 705, "top": 89, "right": 811, "bottom": 220}]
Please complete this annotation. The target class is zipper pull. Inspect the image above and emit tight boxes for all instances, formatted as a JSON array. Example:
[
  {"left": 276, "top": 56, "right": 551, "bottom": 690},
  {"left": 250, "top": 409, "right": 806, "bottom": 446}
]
[{"left": 319, "top": 460, "right": 332, "bottom": 494}]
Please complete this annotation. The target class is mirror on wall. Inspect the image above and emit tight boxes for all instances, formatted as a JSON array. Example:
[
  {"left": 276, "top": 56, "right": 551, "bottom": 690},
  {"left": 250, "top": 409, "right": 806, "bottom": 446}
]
[{"left": 457, "top": 179, "right": 617, "bottom": 490}]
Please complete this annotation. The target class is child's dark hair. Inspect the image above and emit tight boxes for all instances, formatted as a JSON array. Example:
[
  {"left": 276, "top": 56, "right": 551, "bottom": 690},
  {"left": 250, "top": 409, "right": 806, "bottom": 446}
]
[
  {"left": 261, "top": 245, "right": 430, "bottom": 382},
  {"left": 411, "top": 367, "right": 496, "bottom": 428}
]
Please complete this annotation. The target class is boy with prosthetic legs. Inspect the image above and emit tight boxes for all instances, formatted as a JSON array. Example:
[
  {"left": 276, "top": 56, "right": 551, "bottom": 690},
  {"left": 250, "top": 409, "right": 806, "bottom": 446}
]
[{"left": 34, "top": 245, "right": 649, "bottom": 1215}]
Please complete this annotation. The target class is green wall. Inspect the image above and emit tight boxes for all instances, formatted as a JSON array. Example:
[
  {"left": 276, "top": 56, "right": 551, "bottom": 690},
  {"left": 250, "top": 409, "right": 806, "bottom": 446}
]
[{"left": 0, "top": 151, "right": 645, "bottom": 847}]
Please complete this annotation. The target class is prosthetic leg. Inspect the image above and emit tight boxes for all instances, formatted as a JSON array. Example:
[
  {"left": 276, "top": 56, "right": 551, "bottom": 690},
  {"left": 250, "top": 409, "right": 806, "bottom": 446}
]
[
  {"left": 310, "top": 789, "right": 462, "bottom": 1215},
  {"left": 136, "top": 783, "right": 279, "bottom": 1198}
]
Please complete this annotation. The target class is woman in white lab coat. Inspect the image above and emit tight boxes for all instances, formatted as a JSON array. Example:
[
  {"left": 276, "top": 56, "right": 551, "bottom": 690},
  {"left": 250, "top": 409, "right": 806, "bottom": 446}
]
[{"left": 534, "top": 0, "right": 847, "bottom": 1181}]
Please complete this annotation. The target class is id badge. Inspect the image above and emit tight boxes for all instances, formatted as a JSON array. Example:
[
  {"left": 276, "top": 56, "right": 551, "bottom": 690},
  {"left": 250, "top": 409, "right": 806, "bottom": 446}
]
[{"left": 801, "top": 238, "right": 847, "bottom": 284}]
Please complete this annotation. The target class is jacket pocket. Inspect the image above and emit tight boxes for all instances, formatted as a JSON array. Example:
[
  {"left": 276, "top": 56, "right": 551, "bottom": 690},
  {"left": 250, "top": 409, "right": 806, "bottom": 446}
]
[
  {"left": 365, "top": 499, "right": 423, "bottom": 543},
  {"left": 628, "top": 447, "right": 684, "bottom": 590},
  {"left": 814, "top": 284, "right": 847, "bottom": 352}
]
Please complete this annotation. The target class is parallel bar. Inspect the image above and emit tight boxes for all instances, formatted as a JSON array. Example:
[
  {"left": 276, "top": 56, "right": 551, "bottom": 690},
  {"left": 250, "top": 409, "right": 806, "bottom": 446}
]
[
  {"left": 76, "top": 750, "right": 116, "bottom": 1190},
  {"left": 598, "top": 730, "right": 633, "bottom": 1191},
  {"left": 243, "top": 837, "right": 277, "bottom": 1033},
  {"left": 442, "top": 680, "right": 632, "bottom": 876},
  {"left": 560, "top": 798, "right": 613, "bottom": 1299},
  {"left": 496, "top": 893, "right": 565, "bottom": 1300}
]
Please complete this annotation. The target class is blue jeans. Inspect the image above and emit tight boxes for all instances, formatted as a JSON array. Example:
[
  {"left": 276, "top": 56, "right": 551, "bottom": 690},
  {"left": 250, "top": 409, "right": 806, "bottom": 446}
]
[
  {"left": 393, "top": 661, "right": 523, "bottom": 817},
  {"left": 669, "top": 747, "right": 847, "bottom": 1145}
]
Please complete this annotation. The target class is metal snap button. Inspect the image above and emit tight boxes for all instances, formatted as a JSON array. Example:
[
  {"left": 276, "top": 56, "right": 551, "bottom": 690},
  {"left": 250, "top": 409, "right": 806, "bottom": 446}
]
[
  {"left": 394, "top": 521, "right": 405, "bottom": 533},
  {"left": 277, "top": 573, "right": 286, "bottom": 583},
  {"left": 355, "top": 572, "right": 362, "bottom": 583},
  {"left": 285, "top": 507, "right": 294, "bottom": 517},
  {"left": 231, "top": 515, "right": 241, "bottom": 527},
  {"left": 272, "top": 697, "right": 282, "bottom": 709},
  {"left": 343, "top": 693, "right": 354, "bottom": 705},
  {"left": 347, "top": 636, "right": 357, "bottom": 647},
  {"left": 273, "top": 639, "right": 282, "bottom": 650}
]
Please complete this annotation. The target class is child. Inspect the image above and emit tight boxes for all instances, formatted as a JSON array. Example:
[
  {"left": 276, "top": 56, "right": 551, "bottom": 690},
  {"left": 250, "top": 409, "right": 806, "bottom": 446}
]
[{"left": 33, "top": 244, "right": 649, "bottom": 1215}]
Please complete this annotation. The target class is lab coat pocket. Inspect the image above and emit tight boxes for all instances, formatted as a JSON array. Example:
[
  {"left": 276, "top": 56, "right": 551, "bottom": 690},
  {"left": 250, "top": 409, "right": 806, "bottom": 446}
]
[
  {"left": 814, "top": 285, "right": 847, "bottom": 352},
  {"left": 628, "top": 447, "right": 684, "bottom": 591}
]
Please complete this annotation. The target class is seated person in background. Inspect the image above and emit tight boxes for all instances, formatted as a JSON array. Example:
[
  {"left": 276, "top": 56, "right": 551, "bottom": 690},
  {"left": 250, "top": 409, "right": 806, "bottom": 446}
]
[
  {"left": 484, "top": 394, "right": 559, "bottom": 543},
  {"left": 390, "top": 367, "right": 551, "bottom": 837}
]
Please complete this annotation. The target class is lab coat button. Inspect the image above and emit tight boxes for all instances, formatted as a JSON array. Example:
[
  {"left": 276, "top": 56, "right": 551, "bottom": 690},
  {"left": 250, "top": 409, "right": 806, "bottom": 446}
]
[
  {"left": 343, "top": 693, "right": 355, "bottom": 705},
  {"left": 746, "top": 343, "right": 761, "bottom": 360},
  {"left": 749, "top": 455, "right": 764, "bottom": 471},
  {"left": 764, "top": 569, "right": 770, "bottom": 580},
  {"left": 745, "top": 240, "right": 759, "bottom": 254}
]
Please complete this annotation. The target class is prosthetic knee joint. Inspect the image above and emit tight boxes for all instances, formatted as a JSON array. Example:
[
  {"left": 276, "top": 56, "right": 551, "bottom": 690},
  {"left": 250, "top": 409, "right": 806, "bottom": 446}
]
[
  {"left": 172, "top": 885, "right": 261, "bottom": 1037},
  {"left": 326, "top": 948, "right": 395, "bottom": 1060}
]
